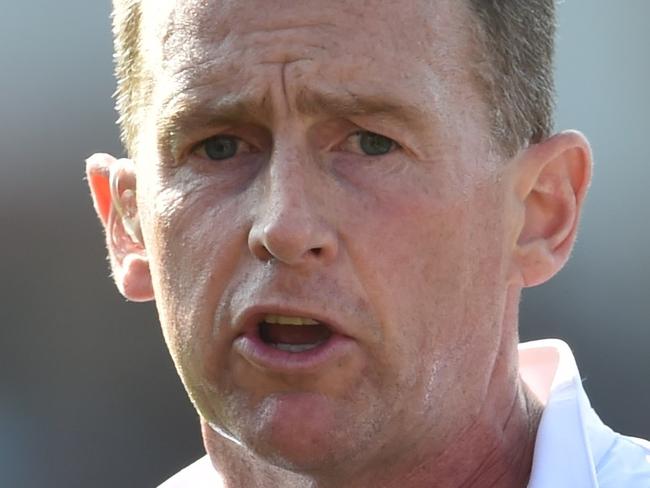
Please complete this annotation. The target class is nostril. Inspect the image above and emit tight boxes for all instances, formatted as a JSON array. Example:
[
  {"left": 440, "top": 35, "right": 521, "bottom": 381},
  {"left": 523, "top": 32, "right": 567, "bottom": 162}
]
[{"left": 248, "top": 219, "right": 337, "bottom": 265}]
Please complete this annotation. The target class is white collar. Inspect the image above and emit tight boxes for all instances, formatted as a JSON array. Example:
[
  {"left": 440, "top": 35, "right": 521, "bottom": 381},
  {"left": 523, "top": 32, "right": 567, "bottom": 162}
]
[{"left": 520, "top": 339, "right": 609, "bottom": 488}]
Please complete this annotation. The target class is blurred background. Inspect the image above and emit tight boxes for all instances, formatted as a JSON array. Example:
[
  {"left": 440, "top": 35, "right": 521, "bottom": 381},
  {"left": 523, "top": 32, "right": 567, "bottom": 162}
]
[{"left": 0, "top": 0, "right": 648, "bottom": 486}]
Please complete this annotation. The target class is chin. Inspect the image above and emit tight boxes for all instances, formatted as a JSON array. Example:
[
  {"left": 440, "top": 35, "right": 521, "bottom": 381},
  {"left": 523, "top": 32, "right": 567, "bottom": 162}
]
[{"left": 237, "top": 391, "right": 359, "bottom": 472}]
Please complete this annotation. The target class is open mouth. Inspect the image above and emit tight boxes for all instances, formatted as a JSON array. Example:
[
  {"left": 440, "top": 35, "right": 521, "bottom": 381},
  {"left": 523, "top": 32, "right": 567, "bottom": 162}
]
[
  {"left": 233, "top": 311, "right": 355, "bottom": 372},
  {"left": 257, "top": 314, "right": 333, "bottom": 353}
]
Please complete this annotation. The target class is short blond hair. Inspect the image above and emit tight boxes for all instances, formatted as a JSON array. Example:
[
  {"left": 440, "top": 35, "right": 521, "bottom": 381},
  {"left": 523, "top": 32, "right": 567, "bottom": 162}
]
[
  {"left": 111, "top": 0, "right": 556, "bottom": 158},
  {"left": 112, "top": 0, "right": 147, "bottom": 157}
]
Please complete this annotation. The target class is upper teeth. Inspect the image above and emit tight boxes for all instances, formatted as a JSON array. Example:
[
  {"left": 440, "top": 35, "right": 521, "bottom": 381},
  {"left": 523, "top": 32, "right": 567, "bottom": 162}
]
[{"left": 264, "top": 314, "right": 319, "bottom": 325}]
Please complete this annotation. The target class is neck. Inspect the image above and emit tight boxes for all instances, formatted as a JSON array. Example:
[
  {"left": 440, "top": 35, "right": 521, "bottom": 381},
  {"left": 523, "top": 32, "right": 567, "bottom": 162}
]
[{"left": 422, "top": 379, "right": 543, "bottom": 488}]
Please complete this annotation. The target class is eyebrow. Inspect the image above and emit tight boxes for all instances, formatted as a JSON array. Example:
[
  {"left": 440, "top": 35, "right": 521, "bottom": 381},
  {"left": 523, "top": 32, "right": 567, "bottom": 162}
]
[
  {"left": 156, "top": 86, "right": 428, "bottom": 155},
  {"left": 294, "top": 88, "right": 425, "bottom": 121},
  {"left": 157, "top": 94, "right": 266, "bottom": 156}
]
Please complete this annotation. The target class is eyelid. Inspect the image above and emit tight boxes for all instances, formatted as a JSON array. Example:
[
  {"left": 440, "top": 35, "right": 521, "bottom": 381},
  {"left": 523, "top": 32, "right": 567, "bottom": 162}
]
[
  {"left": 193, "top": 133, "right": 240, "bottom": 147},
  {"left": 358, "top": 130, "right": 401, "bottom": 148},
  {"left": 191, "top": 134, "right": 255, "bottom": 160},
  {"left": 337, "top": 130, "right": 401, "bottom": 154},
  {"left": 189, "top": 123, "right": 271, "bottom": 154}
]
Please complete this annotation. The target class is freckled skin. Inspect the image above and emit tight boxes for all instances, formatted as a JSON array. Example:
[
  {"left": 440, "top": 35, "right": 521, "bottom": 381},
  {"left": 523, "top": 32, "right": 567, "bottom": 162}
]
[{"left": 130, "top": 0, "right": 541, "bottom": 486}]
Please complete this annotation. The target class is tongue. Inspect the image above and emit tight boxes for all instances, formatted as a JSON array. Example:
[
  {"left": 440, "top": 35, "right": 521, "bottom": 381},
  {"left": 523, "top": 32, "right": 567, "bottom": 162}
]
[{"left": 260, "top": 323, "right": 332, "bottom": 345}]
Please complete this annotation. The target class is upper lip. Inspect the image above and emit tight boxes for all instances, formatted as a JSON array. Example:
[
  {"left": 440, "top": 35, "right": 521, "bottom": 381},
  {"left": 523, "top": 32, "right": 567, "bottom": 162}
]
[{"left": 232, "top": 304, "right": 349, "bottom": 339}]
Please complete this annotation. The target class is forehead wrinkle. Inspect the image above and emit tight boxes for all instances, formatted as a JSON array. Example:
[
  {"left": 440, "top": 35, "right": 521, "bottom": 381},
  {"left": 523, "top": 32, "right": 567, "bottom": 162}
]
[{"left": 240, "top": 21, "right": 337, "bottom": 36}]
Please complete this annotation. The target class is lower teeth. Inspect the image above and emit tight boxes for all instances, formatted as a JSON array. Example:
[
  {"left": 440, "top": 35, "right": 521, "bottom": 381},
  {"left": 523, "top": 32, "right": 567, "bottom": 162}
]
[{"left": 272, "top": 342, "right": 323, "bottom": 352}]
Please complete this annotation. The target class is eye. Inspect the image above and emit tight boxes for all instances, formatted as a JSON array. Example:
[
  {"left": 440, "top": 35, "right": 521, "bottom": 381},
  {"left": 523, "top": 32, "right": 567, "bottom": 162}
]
[
  {"left": 194, "top": 135, "right": 250, "bottom": 161},
  {"left": 341, "top": 131, "right": 399, "bottom": 156}
]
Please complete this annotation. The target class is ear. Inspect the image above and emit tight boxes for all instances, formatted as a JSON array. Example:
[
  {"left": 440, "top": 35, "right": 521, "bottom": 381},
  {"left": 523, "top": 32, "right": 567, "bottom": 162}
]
[
  {"left": 85, "top": 153, "right": 154, "bottom": 302},
  {"left": 511, "top": 131, "right": 593, "bottom": 287}
]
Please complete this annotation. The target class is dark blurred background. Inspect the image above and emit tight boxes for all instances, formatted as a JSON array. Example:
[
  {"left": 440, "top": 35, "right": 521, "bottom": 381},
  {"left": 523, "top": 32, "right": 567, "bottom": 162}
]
[{"left": 1, "top": 1, "right": 648, "bottom": 487}]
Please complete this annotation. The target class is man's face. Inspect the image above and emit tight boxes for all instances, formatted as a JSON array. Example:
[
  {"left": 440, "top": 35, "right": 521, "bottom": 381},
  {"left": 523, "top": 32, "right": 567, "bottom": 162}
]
[{"left": 135, "top": 0, "right": 519, "bottom": 471}]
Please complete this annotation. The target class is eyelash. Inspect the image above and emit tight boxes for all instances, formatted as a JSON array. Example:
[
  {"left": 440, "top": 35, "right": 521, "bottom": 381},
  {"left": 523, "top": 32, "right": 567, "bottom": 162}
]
[
  {"left": 191, "top": 135, "right": 254, "bottom": 161},
  {"left": 337, "top": 131, "right": 401, "bottom": 156}
]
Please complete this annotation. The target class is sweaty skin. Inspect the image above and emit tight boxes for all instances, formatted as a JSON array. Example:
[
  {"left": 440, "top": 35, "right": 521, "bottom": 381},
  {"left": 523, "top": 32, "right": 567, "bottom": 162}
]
[{"left": 87, "top": 0, "right": 592, "bottom": 486}]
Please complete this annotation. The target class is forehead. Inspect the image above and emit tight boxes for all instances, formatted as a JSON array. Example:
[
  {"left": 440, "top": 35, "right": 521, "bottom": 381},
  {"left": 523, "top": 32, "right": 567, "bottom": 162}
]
[
  {"left": 141, "top": 0, "right": 472, "bottom": 52},
  {"left": 140, "top": 0, "right": 476, "bottom": 85}
]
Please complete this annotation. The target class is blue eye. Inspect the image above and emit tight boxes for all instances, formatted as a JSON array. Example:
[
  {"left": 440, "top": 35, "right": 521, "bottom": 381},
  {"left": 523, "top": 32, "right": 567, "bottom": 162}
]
[
  {"left": 202, "top": 135, "right": 239, "bottom": 160},
  {"left": 358, "top": 131, "right": 396, "bottom": 156}
]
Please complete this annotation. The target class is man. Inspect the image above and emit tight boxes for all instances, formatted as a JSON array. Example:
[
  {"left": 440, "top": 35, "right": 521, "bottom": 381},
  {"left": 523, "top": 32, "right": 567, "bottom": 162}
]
[{"left": 85, "top": 0, "right": 650, "bottom": 486}]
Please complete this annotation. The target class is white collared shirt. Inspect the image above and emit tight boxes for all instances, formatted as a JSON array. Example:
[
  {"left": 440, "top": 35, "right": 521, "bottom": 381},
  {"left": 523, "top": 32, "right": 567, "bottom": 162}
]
[
  {"left": 521, "top": 339, "right": 650, "bottom": 487},
  {"left": 160, "top": 340, "right": 650, "bottom": 487}
]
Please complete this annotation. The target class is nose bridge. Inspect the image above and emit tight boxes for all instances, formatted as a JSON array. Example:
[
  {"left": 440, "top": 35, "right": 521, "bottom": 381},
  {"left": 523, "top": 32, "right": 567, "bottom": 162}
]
[
  {"left": 268, "top": 146, "right": 311, "bottom": 212},
  {"left": 248, "top": 145, "right": 337, "bottom": 265},
  {"left": 263, "top": 151, "right": 314, "bottom": 238}
]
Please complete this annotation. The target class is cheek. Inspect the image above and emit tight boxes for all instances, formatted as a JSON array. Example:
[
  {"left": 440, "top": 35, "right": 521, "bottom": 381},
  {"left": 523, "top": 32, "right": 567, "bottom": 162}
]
[
  {"left": 346, "top": 172, "right": 510, "bottom": 383},
  {"left": 139, "top": 173, "right": 250, "bottom": 386}
]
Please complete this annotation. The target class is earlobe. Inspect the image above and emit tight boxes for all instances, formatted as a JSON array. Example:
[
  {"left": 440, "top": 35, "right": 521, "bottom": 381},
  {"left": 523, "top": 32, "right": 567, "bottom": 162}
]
[
  {"left": 512, "top": 131, "right": 592, "bottom": 287},
  {"left": 117, "top": 253, "right": 154, "bottom": 302},
  {"left": 85, "top": 153, "right": 154, "bottom": 302}
]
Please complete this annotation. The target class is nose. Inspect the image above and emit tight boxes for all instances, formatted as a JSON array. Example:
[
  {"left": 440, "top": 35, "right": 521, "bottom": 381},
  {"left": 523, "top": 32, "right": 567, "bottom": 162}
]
[{"left": 248, "top": 153, "right": 338, "bottom": 267}]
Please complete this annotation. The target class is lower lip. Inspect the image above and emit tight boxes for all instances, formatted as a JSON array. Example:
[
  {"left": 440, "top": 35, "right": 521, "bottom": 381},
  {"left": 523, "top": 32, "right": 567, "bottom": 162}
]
[{"left": 233, "top": 328, "right": 356, "bottom": 373}]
